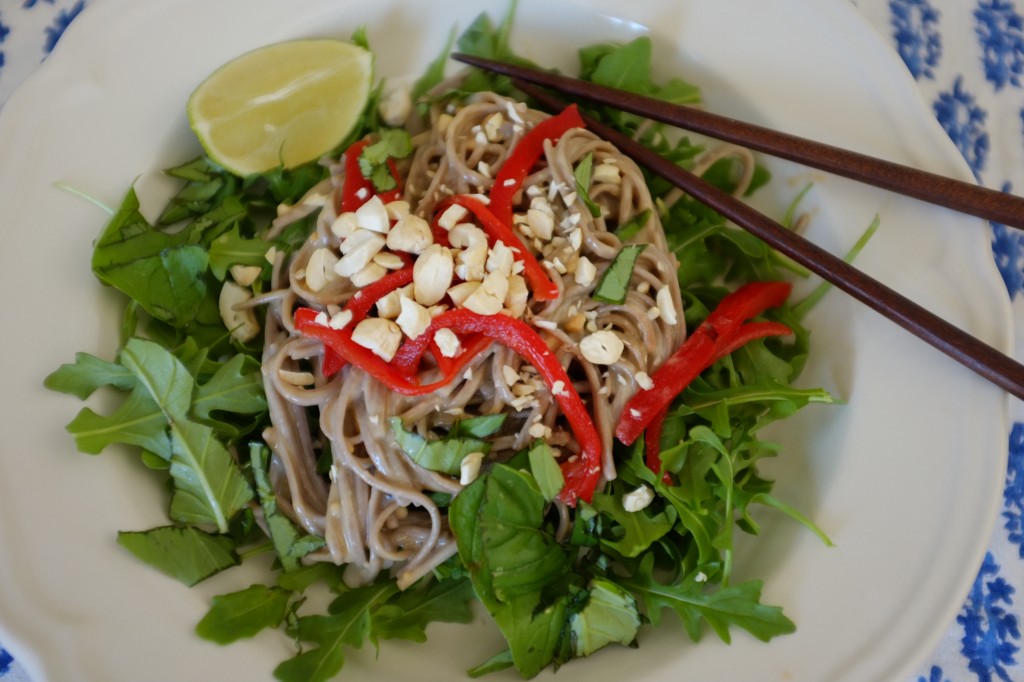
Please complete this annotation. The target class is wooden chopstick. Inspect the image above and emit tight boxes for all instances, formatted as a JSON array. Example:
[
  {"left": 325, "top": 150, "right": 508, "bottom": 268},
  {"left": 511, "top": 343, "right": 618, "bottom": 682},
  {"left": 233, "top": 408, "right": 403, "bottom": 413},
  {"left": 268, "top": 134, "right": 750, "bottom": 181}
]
[
  {"left": 507, "top": 78, "right": 1024, "bottom": 400},
  {"left": 452, "top": 52, "right": 1024, "bottom": 230}
]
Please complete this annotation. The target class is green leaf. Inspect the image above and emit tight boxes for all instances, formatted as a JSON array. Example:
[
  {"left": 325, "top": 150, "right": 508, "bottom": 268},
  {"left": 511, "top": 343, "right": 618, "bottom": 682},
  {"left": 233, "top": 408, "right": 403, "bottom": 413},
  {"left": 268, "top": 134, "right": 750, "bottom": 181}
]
[
  {"left": 467, "top": 649, "right": 514, "bottom": 678},
  {"left": 64, "top": 387, "right": 171, "bottom": 458},
  {"left": 92, "top": 188, "right": 209, "bottom": 327},
  {"left": 371, "top": 577, "right": 475, "bottom": 642},
  {"left": 274, "top": 580, "right": 398, "bottom": 682},
  {"left": 44, "top": 352, "right": 135, "bottom": 399},
  {"left": 570, "top": 578, "right": 641, "bottom": 656},
  {"left": 196, "top": 584, "right": 293, "bottom": 644},
  {"left": 389, "top": 416, "right": 490, "bottom": 476},
  {"left": 358, "top": 128, "right": 413, "bottom": 192},
  {"left": 451, "top": 465, "right": 571, "bottom": 602},
  {"left": 168, "top": 420, "right": 254, "bottom": 533},
  {"left": 117, "top": 526, "right": 238, "bottom": 587},
  {"left": 120, "top": 337, "right": 194, "bottom": 422},
  {"left": 251, "top": 444, "right": 325, "bottom": 572},
  {"left": 620, "top": 556, "right": 795, "bottom": 643},
  {"left": 573, "top": 152, "right": 602, "bottom": 218},
  {"left": 451, "top": 413, "right": 507, "bottom": 438},
  {"left": 450, "top": 465, "right": 574, "bottom": 678},
  {"left": 590, "top": 37, "right": 652, "bottom": 93},
  {"left": 208, "top": 227, "right": 271, "bottom": 280},
  {"left": 615, "top": 208, "right": 650, "bottom": 242},
  {"left": 527, "top": 440, "right": 564, "bottom": 502},
  {"left": 593, "top": 244, "right": 647, "bottom": 304},
  {"left": 412, "top": 26, "right": 456, "bottom": 101},
  {"left": 192, "top": 353, "right": 267, "bottom": 431},
  {"left": 591, "top": 490, "right": 676, "bottom": 558}
]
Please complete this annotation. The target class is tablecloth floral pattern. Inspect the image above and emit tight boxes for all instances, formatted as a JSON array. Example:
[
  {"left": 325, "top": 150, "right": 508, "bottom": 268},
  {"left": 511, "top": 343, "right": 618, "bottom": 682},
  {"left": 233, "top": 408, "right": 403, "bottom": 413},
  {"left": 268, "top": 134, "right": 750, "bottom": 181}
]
[{"left": 2, "top": 1, "right": 1023, "bottom": 681}]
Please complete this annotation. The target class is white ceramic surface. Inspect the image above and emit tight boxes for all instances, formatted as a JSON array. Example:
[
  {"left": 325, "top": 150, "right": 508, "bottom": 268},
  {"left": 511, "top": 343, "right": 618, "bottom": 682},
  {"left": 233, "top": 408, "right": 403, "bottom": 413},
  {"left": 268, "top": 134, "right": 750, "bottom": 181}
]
[{"left": 0, "top": 0, "right": 1011, "bottom": 680}]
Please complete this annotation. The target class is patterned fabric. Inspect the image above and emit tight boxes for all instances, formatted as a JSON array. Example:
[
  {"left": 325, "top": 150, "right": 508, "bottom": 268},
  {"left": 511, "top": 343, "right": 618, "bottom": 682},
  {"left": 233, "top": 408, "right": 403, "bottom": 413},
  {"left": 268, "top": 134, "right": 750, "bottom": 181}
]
[{"left": 0, "top": 1, "right": 1022, "bottom": 680}]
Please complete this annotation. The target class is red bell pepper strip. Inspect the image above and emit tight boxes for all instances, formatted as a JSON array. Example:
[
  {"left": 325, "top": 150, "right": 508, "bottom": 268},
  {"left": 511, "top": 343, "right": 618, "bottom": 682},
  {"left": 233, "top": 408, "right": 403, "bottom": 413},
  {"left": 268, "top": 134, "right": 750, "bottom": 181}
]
[
  {"left": 641, "top": 321, "right": 792, "bottom": 479},
  {"left": 439, "top": 194, "right": 560, "bottom": 301},
  {"left": 301, "top": 305, "right": 602, "bottom": 503},
  {"left": 489, "top": 104, "right": 586, "bottom": 226},
  {"left": 409, "top": 309, "right": 601, "bottom": 505},
  {"left": 317, "top": 266, "right": 415, "bottom": 377},
  {"left": 339, "top": 139, "right": 402, "bottom": 213},
  {"left": 617, "top": 281, "right": 793, "bottom": 447}
]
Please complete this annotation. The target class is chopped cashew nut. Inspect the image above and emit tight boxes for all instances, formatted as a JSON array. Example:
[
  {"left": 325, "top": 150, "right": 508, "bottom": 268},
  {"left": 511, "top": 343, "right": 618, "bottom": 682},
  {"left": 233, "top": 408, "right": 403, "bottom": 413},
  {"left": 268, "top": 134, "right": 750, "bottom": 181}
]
[
  {"left": 230, "top": 264, "right": 263, "bottom": 287},
  {"left": 460, "top": 452, "right": 485, "bottom": 485},
  {"left": 413, "top": 244, "right": 454, "bottom": 306},
  {"left": 219, "top": 282, "right": 260, "bottom": 343},
  {"left": 336, "top": 230, "right": 386, "bottom": 276},
  {"left": 351, "top": 318, "right": 402, "bottom": 361},
  {"left": 434, "top": 328, "right": 461, "bottom": 358},
  {"left": 396, "top": 296, "right": 432, "bottom": 339},
  {"left": 354, "top": 195, "right": 391, "bottom": 233},
  {"left": 579, "top": 330, "right": 625, "bottom": 365},
  {"left": 306, "top": 248, "right": 340, "bottom": 292},
  {"left": 386, "top": 214, "right": 433, "bottom": 254},
  {"left": 656, "top": 286, "right": 678, "bottom": 325},
  {"left": 622, "top": 485, "right": 655, "bottom": 512}
]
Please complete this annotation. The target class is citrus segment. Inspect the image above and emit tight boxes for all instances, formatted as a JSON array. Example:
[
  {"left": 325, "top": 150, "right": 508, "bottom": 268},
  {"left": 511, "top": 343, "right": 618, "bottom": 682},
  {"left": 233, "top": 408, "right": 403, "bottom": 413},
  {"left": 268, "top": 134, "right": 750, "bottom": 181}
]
[{"left": 187, "top": 39, "right": 373, "bottom": 176}]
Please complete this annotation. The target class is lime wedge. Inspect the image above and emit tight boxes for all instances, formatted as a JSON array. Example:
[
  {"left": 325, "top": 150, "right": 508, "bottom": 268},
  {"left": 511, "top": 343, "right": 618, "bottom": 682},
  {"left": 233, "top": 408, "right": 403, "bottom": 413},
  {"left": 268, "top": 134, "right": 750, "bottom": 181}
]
[{"left": 187, "top": 39, "right": 373, "bottom": 176}]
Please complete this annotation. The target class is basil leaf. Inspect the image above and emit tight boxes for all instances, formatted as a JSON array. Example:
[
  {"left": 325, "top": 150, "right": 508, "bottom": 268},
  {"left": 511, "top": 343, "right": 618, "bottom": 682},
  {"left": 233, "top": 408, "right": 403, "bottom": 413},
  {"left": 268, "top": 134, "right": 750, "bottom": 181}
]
[
  {"left": 615, "top": 208, "right": 650, "bottom": 242},
  {"left": 389, "top": 416, "right": 490, "bottom": 476},
  {"left": 251, "top": 444, "right": 325, "bottom": 572},
  {"left": 452, "top": 413, "right": 507, "bottom": 438},
  {"left": 593, "top": 244, "right": 647, "bottom": 304},
  {"left": 569, "top": 578, "right": 641, "bottom": 656},
  {"left": 527, "top": 440, "right": 564, "bottom": 502},
  {"left": 573, "top": 152, "right": 602, "bottom": 218}
]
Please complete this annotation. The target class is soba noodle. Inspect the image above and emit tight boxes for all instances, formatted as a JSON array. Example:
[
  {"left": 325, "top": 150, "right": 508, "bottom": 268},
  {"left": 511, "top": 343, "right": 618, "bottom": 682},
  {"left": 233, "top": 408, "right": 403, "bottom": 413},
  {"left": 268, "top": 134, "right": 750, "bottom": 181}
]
[{"left": 258, "top": 92, "right": 699, "bottom": 589}]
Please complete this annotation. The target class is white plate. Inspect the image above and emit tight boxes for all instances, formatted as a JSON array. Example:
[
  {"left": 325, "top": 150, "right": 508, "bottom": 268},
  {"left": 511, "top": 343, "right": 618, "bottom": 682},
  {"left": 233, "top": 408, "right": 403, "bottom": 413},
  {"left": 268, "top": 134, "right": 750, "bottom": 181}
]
[{"left": 0, "top": 0, "right": 1012, "bottom": 680}]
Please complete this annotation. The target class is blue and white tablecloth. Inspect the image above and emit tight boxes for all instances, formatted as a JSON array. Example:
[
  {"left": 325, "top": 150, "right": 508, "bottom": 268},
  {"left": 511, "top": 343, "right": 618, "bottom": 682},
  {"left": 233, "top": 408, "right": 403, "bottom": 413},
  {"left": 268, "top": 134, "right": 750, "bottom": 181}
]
[{"left": 1, "top": 1, "right": 1023, "bottom": 681}]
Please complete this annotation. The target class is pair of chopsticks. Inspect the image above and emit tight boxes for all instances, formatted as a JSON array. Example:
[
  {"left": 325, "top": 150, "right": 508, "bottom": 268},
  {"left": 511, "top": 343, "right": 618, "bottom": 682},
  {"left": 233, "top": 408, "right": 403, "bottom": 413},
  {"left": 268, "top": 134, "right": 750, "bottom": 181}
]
[{"left": 452, "top": 52, "right": 1024, "bottom": 401}]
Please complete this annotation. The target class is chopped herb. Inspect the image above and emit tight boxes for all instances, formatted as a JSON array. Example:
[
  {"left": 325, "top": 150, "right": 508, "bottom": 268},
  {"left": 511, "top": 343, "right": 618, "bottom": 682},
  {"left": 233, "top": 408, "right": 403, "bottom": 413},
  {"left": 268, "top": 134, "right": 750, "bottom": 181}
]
[
  {"left": 593, "top": 244, "right": 647, "bottom": 304},
  {"left": 573, "top": 152, "right": 602, "bottom": 217},
  {"left": 358, "top": 128, "right": 413, "bottom": 192}
]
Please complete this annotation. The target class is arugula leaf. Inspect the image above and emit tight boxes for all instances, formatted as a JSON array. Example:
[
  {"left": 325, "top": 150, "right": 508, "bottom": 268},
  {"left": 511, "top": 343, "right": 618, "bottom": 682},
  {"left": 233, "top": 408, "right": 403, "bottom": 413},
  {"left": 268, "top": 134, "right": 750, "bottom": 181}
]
[
  {"left": 412, "top": 26, "right": 456, "bottom": 102},
  {"left": 43, "top": 352, "right": 135, "bottom": 399},
  {"left": 593, "top": 244, "right": 647, "bottom": 304},
  {"left": 274, "top": 579, "right": 398, "bottom": 682},
  {"left": 64, "top": 386, "right": 171, "bottom": 458},
  {"left": 252, "top": 444, "right": 325, "bottom": 572},
  {"left": 192, "top": 353, "right": 267, "bottom": 435},
  {"left": 371, "top": 577, "right": 475, "bottom": 642},
  {"left": 208, "top": 227, "right": 271, "bottom": 281},
  {"left": 167, "top": 420, "right": 254, "bottom": 532},
  {"left": 196, "top": 584, "right": 293, "bottom": 644},
  {"left": 619, "top": 555, "right": 795, "bottom": 643},
  {"left": 389, "top": 416, "right": 492, "bottom": 476},
  {"left": 117, "top": 526, "right": 238, "bottom": 587},
  {"left": 573, "top": 152, "right": 602, "bottom": 218},
  {"left": 570, "top": 578, "right": 641, "bottom": 656},
  {"left": 591, "top": 37, "right": 652, "bottom": 94},
  {"left": 591, "top": 490, "right": 676, "bottom": 558},
  {"left": 92, "top": 188, "right": 210, "bottom": 327}
]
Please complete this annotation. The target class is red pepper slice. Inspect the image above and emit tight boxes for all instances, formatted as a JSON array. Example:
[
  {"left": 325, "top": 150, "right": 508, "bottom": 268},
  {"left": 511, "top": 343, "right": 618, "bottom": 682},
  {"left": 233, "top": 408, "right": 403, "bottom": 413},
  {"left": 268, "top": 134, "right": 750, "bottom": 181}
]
[
  {"left": 489, "top": 104, "right": 586, "bottom": 226},
  {"left": 408, "top": 309, "right": 601, "bottom": 505},
  {"left": 439, "top": 194, "right": 560, "bottom": 301},
  {"left": 339, "top": 139, "right": 402, "bottom": 213},
  {"left": 641, "top": 321, "right": 792, "bottom": 478},
  {"left": 617, "top": 281, "right": 793, "bottom": 446}
]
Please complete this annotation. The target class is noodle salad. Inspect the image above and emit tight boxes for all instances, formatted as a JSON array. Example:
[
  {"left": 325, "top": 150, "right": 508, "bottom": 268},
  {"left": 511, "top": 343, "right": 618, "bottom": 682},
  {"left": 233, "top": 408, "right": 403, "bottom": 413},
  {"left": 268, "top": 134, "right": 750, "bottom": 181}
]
[{"left": 45, "top": 8, "right": 836, "bottom": 681}]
